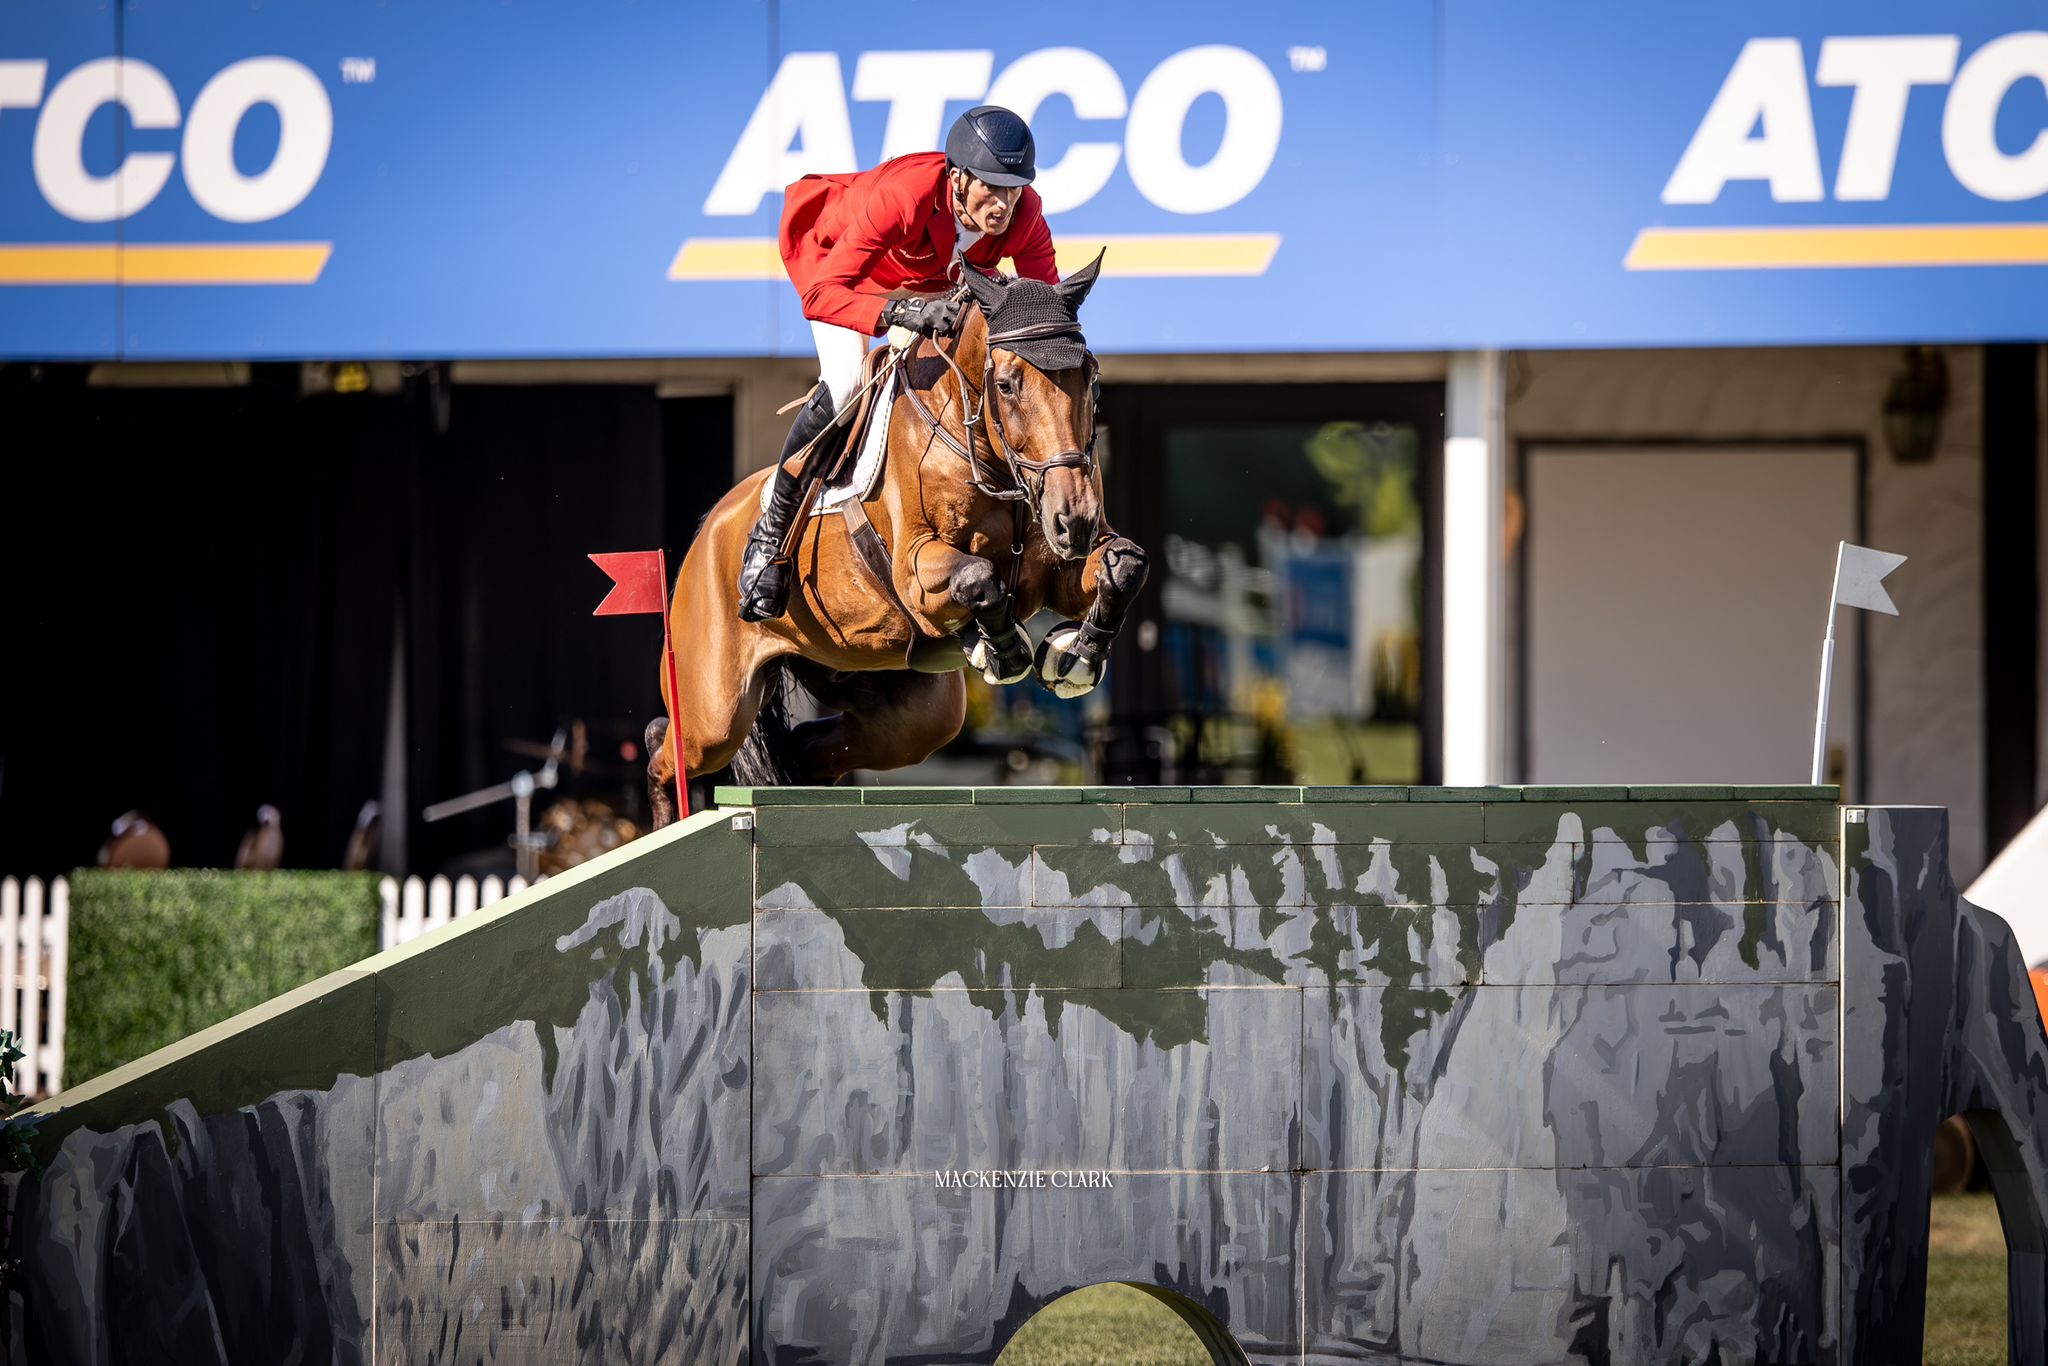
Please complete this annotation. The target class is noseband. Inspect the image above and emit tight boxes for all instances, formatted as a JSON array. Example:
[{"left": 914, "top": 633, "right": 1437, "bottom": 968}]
[
  {"left": 980, "top": 320, "right": 1098, "bottom": 493},
  {"left": 901, "top": 304, "right": 1099, "bottom": 511}
]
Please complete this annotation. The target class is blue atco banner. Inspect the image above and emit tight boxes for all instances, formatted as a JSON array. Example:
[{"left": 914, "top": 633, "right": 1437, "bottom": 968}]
[{"left": 3, "top": 1, "right": 2046, "bottom": 359}]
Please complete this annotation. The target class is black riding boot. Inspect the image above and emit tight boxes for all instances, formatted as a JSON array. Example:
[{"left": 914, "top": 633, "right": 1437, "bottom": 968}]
[{"left": 737, "top": 383, "right": 841, "bottom": 622}]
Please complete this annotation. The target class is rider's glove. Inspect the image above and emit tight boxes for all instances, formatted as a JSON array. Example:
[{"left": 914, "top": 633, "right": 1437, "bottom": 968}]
[{"left": 880, "top": 294, "right": 963, "bottom": 338}]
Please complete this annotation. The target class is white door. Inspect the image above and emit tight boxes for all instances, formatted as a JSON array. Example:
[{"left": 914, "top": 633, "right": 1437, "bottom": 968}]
[{"left": 1523, "top": 444, "right": 1859, "bottom": 788}]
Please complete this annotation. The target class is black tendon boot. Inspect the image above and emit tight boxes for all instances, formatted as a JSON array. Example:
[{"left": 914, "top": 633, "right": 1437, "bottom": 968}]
[{"left": 738, "top": 383, "right": 839, "bottom": 622}]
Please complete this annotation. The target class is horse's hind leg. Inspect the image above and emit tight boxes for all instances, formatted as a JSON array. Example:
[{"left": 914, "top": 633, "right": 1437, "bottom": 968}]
[
  {"left": 646, "top": 717, "right": 678, "bottom": 829},
  {"left": 787, "top": 669, "right": 967, "bottom": 783},
  {"left": 649, "top": 500, "right": 789, "bottom": 825}
]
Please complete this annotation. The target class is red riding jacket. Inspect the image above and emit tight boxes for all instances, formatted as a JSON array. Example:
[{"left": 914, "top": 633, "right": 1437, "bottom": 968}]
[{"left": 778, "top": 151, "right": 1059, "bottom": 335}]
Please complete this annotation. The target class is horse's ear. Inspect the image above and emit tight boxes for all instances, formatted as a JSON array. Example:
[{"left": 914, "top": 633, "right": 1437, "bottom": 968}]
[
  {"left": 1055, "top": 249, "right": 1106, "bottom": 311},
  {"left": 961, "top": 265, "right": 1007, "bottom": 314}
]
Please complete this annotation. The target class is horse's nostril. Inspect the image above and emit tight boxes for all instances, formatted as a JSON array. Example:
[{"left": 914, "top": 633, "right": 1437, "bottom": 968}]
[{"left": 1053, "top": 513, "right": 1072, "bottom": 543}]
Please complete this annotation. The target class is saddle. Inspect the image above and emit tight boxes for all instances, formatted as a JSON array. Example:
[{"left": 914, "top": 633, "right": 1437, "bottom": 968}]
[
  {"left": 763, "top": 343, "right": 905, "bottom": 615},
  {"left": 757, "top": 358, "right": 894, "bottom": 520}
]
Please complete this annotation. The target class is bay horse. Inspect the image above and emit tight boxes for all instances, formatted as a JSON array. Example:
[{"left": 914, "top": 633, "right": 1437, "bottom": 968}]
[{"left": 646, "top": 252, "right": 1148, "bottom": 824}]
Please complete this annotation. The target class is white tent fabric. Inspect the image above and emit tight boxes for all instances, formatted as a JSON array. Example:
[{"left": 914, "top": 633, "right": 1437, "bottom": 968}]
[{"left": 1967, "top": 803, "right": 2048, "bottom": 970}]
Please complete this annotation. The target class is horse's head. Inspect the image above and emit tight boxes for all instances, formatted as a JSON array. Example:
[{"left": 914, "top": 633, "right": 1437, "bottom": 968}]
[{"left": 961, "top": 253, "right": 1104, "bottom": 560}]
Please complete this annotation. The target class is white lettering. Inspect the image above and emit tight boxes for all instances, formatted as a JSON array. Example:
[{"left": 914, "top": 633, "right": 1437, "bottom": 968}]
[
  {"left": 704, "top": 52, "right": 858, "bottom": 216},
  {"left": 934, "top": 1168, "right": 1114, "bottom": 1188},
  {"left": 1943, "top": 31, "right": 2048, "bottom": 202},
  {"left": 34, "top": 57, "right": 180, "bottom": 223},
  {"left": 984, "top": 47, "right": 1126, "bottom": 215},
  {"left": 852, "top": 50, "right": 993, "bottom": 164},
  {"left": 710, "top": 44, "right": 1286, "bottom": 217},
  {"left": 182, "top": 58, "right": 332, "bottom": 223},
  {"left": 1124, "top": 45, "right": 1282, "bottom": 214},
  {"left": 1816, "top": 35, "right": 1959, "bottom": 200},
  {"left": 0, "top": 61, "right": 46, "bottom": 119},
  {"left": 1662, "top": 38, "right": 1823, "bottom": 204}
]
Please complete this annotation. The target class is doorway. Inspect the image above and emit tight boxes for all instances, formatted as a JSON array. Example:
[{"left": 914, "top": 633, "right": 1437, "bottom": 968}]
[
  {"left": 1520, "top": 441, "right": 1863, "bottom": 789},
  {"left": 1098, "top": 382, "right": 1444, "bottom": 785}
]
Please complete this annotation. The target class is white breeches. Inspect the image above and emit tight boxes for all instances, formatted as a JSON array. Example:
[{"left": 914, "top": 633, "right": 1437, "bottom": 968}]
[
  {"left": 809, "top": 288, "right": 941, "bottom": 410},
  {"left": 808, "top": 320, "right": 870, "bottom": 411}
]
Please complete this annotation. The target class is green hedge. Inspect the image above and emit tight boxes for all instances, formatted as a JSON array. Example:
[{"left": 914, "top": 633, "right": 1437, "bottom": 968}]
[{"left": 65, "top": 869, "right": 382, "bottom": 1087}]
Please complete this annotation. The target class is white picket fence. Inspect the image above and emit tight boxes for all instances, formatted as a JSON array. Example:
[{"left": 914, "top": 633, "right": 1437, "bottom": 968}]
[
  {"left": 0, "top": 871, "right": 536, "bottom": 1100},
  {"left": 378, "top": 873, "right": 533, "bottom": 950},
  {"left": 0, "top": 876, "right": 67, "bottom": 1098}
]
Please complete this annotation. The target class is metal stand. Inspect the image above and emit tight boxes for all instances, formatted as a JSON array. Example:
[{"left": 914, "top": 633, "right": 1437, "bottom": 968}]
[{"left": 423, "top": 729, "right": 565, "bottom": 882}]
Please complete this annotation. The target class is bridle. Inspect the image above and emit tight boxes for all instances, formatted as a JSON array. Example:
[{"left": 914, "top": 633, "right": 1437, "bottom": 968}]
[
  {"left": 900, "top": 296, "right": 1100, "bottom": 513},
  {"left": 893, "top": 277, "right": 1101, "bottom": 616}
]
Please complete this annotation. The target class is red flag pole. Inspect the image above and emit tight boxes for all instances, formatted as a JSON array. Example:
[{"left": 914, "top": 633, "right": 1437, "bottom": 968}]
[{"left": 658, "top": 549, "right": 690, "bottom": 819}]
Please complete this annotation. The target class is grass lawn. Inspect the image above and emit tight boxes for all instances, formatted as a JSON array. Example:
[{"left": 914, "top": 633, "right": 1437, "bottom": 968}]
[
  {"left": 1926, "top": 1192, "right": 2009, "bottom": 1366},
  {"left": 997, "top": 1284, "right": 1210, "bottom": 1365},
  {"left": 998, "top": 1195, "right": 2010, "bottom": 1365}
]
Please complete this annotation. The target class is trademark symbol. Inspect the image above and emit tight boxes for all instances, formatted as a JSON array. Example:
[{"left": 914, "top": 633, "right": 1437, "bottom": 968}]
[
  {"left": 341, "top": 57, "right": 377, "bottom": 84},
  {"left": 1287, "top": 46, "right": 1326, "bottom": 73}
]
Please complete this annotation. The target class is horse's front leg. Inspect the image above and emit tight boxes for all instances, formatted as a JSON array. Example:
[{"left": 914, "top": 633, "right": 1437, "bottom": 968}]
[
  {"left": 1038, "top": 534, "right": 1150, "bottom": 698},
  {"left": 907, "top": 539, "right": 1034, "bottom": 684}
]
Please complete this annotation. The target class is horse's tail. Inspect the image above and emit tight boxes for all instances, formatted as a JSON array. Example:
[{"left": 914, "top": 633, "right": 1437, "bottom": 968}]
[{"left": 730, "top": 658, "right": 804, "bottom": 787}]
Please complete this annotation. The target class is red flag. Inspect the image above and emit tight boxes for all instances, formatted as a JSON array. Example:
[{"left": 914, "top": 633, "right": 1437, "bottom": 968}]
[
  {"left": 590, "top": 551, "right": 666, "bottom": 616},
  {"left": 589, "top": 547, "right": 690, "bottom": 820}
]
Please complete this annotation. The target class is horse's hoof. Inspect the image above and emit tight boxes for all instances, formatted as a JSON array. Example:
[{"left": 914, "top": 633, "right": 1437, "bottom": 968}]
[
  {"left": 966, "top": 624, "right": 1033, "bottom": 686},
  {"left": 1033, "top": 620, "right": 1104, "bottom": 698}
]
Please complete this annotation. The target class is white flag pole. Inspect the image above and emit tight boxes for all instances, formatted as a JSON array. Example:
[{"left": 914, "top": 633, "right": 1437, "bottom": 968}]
[{"left": 1810, "top": 541, "right": 1844, "bottom": 785}]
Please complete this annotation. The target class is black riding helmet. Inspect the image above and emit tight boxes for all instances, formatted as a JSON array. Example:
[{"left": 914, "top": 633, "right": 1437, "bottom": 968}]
[{"left": 945, "top": 105, "right": 1036, "bottom": 187}]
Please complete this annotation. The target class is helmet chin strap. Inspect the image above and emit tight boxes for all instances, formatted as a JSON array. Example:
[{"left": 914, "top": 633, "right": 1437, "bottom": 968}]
[
  {"left": 949, "top": 169, "right": 1011, "bottom": 234},
  {"left": 949, "top": 169, "right": 972, "bottom": 223}
]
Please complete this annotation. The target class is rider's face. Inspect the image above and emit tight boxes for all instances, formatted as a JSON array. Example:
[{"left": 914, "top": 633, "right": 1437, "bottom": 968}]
[{"left": 953, "top": 172, "right": 1024, "bottom": 235}]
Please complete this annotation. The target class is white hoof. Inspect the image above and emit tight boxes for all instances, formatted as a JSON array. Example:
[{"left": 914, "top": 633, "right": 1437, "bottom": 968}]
[
  {"left": 966, "top": 625, "right": 1033, "bottom": 685},
  {"left": 1034, "top": 621, "right": 1102, "bottom": 699}
]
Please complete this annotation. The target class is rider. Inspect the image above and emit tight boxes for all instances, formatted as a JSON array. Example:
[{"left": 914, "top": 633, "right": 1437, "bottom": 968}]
[{"left": 735, "top": 104, "right": 1061, "bottom": 622}]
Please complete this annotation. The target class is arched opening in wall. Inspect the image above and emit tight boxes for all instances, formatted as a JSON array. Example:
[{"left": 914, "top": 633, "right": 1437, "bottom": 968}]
[
  {"left": 995, "top": 1282, "right": 1250, "bottom": 1366},
  {"left": 1923, "top": 1109, "right": 2045, "bottom": 1364}
]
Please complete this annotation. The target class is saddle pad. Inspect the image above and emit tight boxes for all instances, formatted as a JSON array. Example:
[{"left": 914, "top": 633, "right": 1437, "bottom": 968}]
[{"left": 759, "top": 371, "right": 895, "bottom": 518}]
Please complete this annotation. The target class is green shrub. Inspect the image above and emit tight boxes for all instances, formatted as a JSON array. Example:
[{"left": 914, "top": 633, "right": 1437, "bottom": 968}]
[
  {"left": 0, "top": 1031, "right": 37, "bottom": 1172},
  {"left": 64, "top": 869, "right": 382, "bottom": 1087}
]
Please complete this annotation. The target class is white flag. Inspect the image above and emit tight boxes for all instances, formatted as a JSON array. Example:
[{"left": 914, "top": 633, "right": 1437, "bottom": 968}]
[{"left": 1833, "top": 542, "right": 1907, "bottom": 616}]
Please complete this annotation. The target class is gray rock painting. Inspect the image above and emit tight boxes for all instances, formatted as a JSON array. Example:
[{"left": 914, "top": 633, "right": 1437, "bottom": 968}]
[{"left": 6, "top": 790, "right": 2045, "bottom": 1365}]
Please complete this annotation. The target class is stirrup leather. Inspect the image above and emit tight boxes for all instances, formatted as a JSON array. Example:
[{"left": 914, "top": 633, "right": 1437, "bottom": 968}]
[{"left": 735, "top": 380, "right": 846, "bottom": 622}]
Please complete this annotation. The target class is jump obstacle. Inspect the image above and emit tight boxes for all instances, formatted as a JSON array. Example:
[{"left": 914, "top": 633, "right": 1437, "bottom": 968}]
[{"left": 9, "top": 786, "right": 2048, "bottom": 1364}]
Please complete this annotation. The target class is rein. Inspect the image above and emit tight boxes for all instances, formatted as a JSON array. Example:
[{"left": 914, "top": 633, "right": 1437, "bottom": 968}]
[{"left": 899, "top": 304, "right": 1099, "bottom": 508}]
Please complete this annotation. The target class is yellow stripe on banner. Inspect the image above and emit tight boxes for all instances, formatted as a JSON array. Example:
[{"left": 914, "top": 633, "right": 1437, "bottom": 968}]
[
  {"left": 0, "top": 243, "right": 332, "bottom": 284},
  {"left": 1626, "top": 223, "right": 2048, "bottom": 270},
  {"left": 666, "top": 237, "right": 782, "bottom": 281},
  {"left": 667, "top": 233, "right": 1283, "bottom": 282},
  {"left": 1051, "top": 234, "right": 1283, "bottom": 276}
]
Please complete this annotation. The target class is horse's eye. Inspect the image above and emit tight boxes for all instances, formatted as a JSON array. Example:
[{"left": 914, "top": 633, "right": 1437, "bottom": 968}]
[{"left": 996, "top": 376, "right": 1015, "bottom": 397}]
